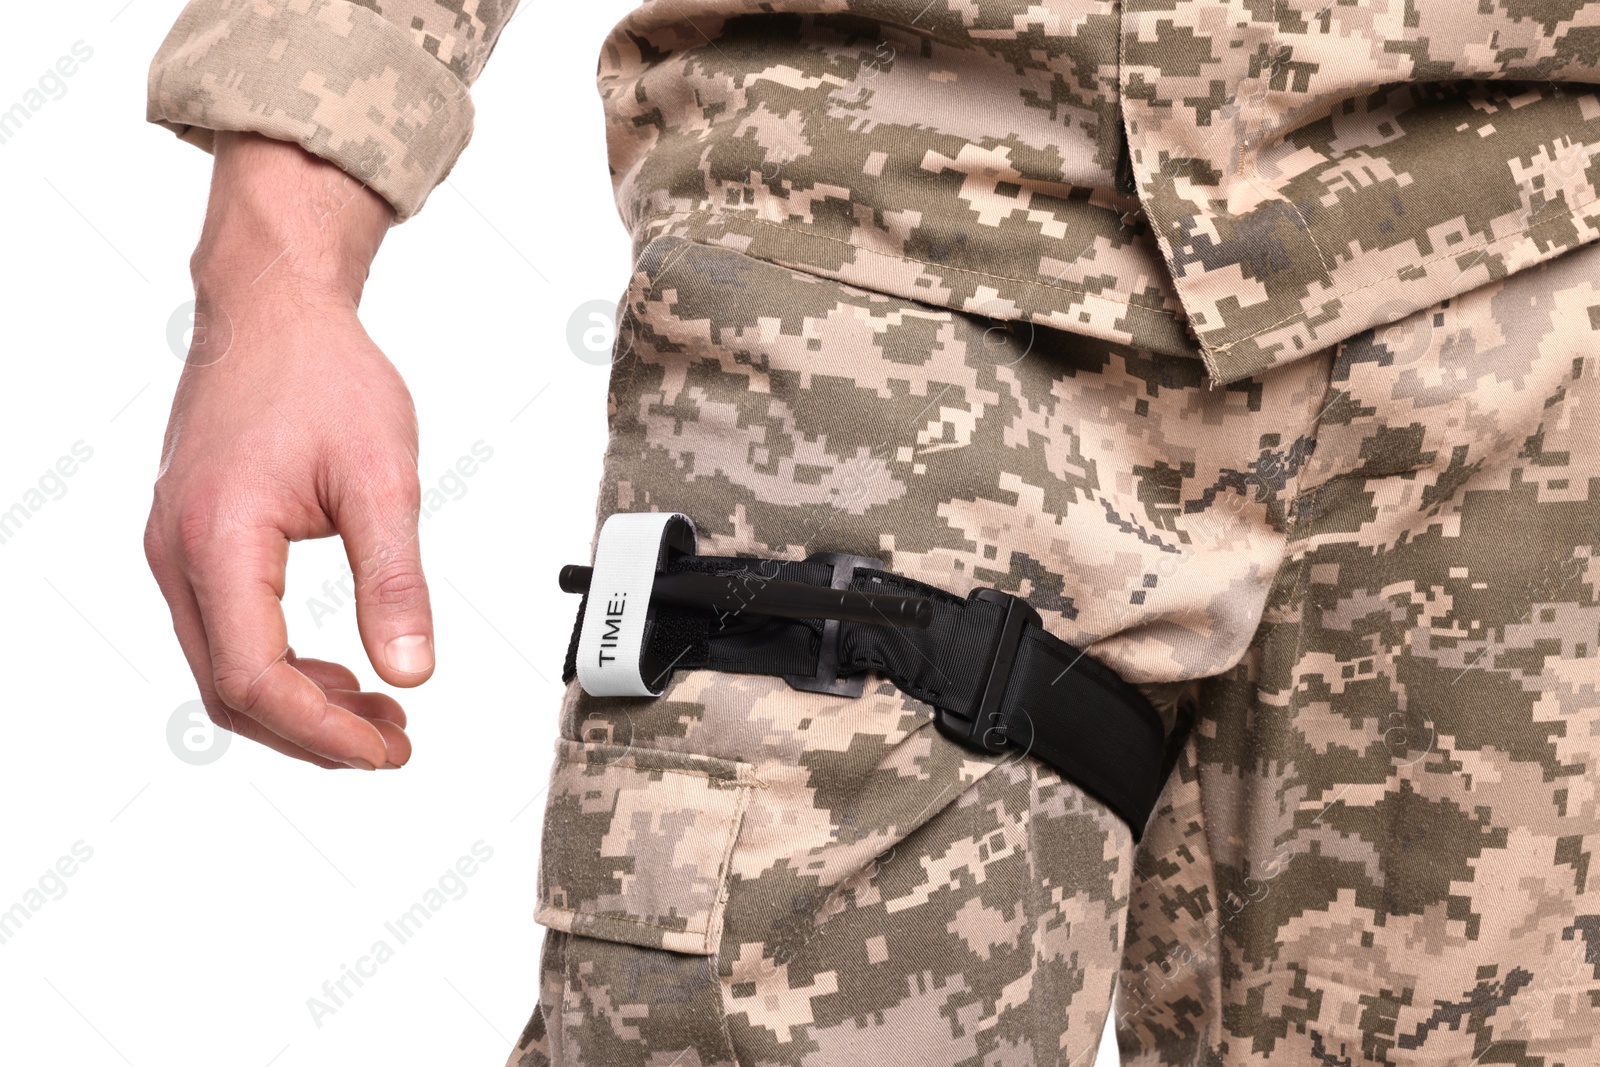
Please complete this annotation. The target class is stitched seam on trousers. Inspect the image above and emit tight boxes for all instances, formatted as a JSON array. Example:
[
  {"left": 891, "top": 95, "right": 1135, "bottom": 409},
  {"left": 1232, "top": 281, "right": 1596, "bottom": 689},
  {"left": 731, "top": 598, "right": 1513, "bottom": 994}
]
[
  {"left": 1291, "top": 354, "right": 1340, "bottom": 502},
  {"left": 650, "top": 208, "right": 1189, "bottom": 324},
  {"left": 713, "top": 955, "right": 746, "bottom": 1067},
  {"left": 552, "top": 921, "right": 570, "bottom": 1059},
  {"left": 540, "top": 902, "right": 712, "bottom": 940},
  {"left": 610, "top": 236, "right": 702, "bottom": 436},
  {"left": 1278, "top": 484, "right": 1326, "bottom": 827},
  {"left": 553, "top": 751, "right": 769, "bottom": 788},
  {"left": 1272, "top": 356, "right": 1336, "bottom": 853}
]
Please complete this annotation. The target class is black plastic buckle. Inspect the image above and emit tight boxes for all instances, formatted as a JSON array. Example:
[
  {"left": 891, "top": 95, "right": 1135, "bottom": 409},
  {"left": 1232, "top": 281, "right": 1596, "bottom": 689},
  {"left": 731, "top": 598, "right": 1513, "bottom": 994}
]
[
  {"left": 783, "top": 551, "right": 884, "bottom": 698},
  {"left": 933, "top": 587, "right": 1042, "bottom": 755}
]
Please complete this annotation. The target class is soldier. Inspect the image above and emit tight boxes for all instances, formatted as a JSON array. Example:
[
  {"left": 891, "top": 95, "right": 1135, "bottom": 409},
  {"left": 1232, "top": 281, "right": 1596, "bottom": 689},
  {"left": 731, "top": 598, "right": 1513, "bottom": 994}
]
[{"left": 141, "top": 1, "right": 1600, "bottom": 1064}]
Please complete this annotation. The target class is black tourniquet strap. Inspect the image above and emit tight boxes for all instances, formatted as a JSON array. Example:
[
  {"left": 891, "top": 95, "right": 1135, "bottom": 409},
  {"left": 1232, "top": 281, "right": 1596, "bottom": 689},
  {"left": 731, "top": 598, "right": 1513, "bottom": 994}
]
[{"left": 562, "top": 554, "right": 1168, "bottom": 840}]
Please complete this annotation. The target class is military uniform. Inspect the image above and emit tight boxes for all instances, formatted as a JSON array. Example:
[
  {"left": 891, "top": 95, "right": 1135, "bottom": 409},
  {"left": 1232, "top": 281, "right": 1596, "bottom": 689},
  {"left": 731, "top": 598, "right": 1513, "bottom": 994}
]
[{"left": 149, "top": 2, "right": 1600, "bottom": 1064}]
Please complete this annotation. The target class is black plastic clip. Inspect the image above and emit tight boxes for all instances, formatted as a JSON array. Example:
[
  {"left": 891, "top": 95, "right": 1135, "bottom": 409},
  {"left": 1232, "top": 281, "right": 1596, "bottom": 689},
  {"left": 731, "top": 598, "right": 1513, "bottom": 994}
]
[
  {"left": 783, "top": 552, "right": 886, "bottom": 699},
  {"left": 933, "top": 587, "right": 1042, "bottom": 755}
]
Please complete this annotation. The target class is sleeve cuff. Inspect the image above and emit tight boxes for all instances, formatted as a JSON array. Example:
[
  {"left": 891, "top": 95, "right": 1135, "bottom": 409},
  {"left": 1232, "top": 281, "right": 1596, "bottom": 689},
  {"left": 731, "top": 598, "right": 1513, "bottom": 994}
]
[{"left": 147, "top": 0, "right": 477, "bottom": 221}]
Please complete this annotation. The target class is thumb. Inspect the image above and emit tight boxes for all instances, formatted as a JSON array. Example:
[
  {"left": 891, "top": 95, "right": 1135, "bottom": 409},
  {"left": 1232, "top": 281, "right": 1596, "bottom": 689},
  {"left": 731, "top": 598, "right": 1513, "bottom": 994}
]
[{"left": 335, "top": 462, "right": 435, "bottom": 687}]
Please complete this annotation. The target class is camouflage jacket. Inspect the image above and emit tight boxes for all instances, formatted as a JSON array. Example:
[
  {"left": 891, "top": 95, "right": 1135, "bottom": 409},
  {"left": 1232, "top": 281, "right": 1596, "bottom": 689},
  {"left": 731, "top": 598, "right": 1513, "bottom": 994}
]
[{"left": 149, "top": 0, "right": 1600, "bottom": 385}]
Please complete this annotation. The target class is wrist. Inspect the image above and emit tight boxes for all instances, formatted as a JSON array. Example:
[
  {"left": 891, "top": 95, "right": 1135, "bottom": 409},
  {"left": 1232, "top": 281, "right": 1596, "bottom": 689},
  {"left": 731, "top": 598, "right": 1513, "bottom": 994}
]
[{"left": 191, "top": 132, "right": 393, "bottom": 309}]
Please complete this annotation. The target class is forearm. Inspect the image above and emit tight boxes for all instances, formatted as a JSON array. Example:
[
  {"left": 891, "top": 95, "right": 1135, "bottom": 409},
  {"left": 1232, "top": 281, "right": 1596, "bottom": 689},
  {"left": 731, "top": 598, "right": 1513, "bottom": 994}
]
[{"left": 192, "top": 131, "right": 392, "bottom": 308}]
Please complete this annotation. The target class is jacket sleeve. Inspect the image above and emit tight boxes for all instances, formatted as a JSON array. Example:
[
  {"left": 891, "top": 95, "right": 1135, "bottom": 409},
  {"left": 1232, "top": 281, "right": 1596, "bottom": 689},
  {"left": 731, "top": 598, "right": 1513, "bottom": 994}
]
[{"left": 147, "top": 0, "right": 520, "bottom": 221}]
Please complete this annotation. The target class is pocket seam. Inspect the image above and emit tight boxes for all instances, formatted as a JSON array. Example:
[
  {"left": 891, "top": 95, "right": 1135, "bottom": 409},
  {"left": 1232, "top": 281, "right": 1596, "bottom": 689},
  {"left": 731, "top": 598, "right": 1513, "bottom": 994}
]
[
  {"left": 552, "top": 748, "right": 769, "bottom": 789},
  {"left": 537, "top": 739, "right": 760, "bottom": 954},
  {"left": 537, "top": 904, "right": 713, "bottom": 935}
]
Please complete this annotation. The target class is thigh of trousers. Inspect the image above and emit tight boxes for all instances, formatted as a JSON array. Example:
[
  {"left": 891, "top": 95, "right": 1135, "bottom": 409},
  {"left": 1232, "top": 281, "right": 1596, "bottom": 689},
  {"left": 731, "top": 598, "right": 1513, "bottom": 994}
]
[
  {"left": 1117, "top": 241, "right": 1600, "bottom": 1066},
  {"left": 507, "top": 235, "right": 1343, "bottom": 1067}
]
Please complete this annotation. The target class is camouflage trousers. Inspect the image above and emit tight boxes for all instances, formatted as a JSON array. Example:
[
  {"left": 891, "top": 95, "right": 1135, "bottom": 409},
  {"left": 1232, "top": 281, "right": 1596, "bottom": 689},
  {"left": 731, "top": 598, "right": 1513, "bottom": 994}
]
[{"left": 505, "top": 233, "right": 1600, "bottom": 1067}]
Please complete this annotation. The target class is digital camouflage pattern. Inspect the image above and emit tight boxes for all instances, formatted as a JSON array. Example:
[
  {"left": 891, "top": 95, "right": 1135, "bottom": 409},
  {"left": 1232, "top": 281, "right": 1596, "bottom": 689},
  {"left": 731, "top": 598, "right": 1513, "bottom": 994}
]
[
  {"left": 499, "top": 234, "right": 1334, "bottom": 1065},
  {"left": 536, "top": 737, "right": 762, "bottom": 955},
  {"left": 585, "top": 236, "right": 1332, "bottom": 702},
  {"left": 599, "top": 0, "right": 1600, "bottom": 384},
  {"left": 494, "top": 235, "right": 1318, "bottom": 1064},
  {"left": 1118, "top": 240, "right": 1600, "bottom": 1066},
  {"left": 599, "top": 0, "right": 1193, "bottom": 365},
  {"left": 503, "top": 237, "right": 1599, "bottom": 1064},
  {"left": 141, "top": 1, "right": 1600, "bottom": 1064},
  {"left": 1123, "top": 0, "right": 1600, "bottom": 384},
  {"left": 148, "top": 0, "right": 521, "bottom": 219},
  {"left": 519, "top": 656, "right": 1139, "bottom": 1066}
]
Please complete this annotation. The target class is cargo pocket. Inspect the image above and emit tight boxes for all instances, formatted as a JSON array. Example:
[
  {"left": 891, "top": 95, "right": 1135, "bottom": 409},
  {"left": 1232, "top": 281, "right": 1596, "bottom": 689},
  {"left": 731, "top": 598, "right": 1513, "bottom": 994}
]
[{"left": 535, "top": 738, "right": 762, "bottom": 955}]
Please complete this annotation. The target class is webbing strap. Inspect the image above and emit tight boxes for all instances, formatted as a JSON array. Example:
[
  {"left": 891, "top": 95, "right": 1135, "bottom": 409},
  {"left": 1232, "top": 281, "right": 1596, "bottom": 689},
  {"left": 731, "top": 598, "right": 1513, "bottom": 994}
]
[{"left": 562, "top": 554, "right": 1168, "bottom": 840}]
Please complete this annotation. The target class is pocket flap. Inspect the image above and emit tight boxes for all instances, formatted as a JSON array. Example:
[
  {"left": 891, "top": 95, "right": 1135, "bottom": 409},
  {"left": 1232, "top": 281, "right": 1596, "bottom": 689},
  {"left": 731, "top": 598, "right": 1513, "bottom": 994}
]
[{"left": 535, "top": 739, "right": 761, "bottom": 955}]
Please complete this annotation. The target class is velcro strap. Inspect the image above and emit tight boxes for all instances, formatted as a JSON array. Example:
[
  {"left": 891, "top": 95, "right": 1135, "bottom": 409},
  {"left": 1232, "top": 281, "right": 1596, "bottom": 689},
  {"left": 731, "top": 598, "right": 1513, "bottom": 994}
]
[
  {"left": 575, "top": 512, "right": 696, "bottom": 696},
  {"left": 989, "top": 627, "right": 1167, "bottom": 840}
]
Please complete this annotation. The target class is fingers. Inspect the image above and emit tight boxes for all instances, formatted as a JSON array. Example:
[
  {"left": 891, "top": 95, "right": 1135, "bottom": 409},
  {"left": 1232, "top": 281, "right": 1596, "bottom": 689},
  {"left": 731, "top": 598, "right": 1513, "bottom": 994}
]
[
  {"left": 322, "top": 687, "right": 408, "bottom": 731},
  {"left": 307, "top": 684, "right": 410, "bottom": 765},
  {"left": 330, "top": 456, "right": 435, "bottom": 688},
  {"left": 144, "top": 565, "right": 347, "bottom": 768},
  {"left": 287, "top": 653, "right": 360, "bottom": 693},
  {"left": 285, "top": 653, "right": 408, "bottom": 731},
  {"left": 149, "top": 534, "right": 414, "bottom": 769},
  {"left": 182, "top": 520, "right": 393, "bottom": 770},
  {"left": 361, "top": 713, "right": 412, "bottom": 768}
]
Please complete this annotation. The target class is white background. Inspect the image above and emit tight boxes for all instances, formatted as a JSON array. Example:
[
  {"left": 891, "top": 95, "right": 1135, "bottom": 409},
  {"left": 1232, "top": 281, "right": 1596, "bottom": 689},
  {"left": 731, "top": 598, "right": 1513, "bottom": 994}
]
[{"left": 0, "top": 3, "right": 1120, "bottom": 1064}]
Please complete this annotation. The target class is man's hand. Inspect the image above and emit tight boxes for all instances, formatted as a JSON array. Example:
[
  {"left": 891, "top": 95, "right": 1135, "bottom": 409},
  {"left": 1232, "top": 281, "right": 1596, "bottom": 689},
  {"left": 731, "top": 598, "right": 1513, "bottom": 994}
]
[{"left": 145, "top": 131, "right": 429, "bottom": 770}]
